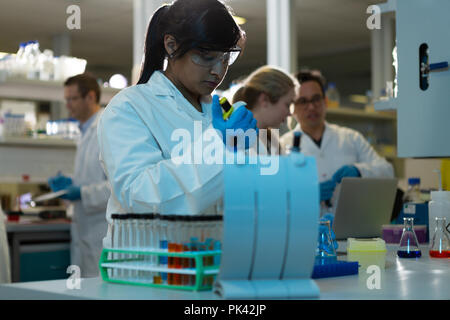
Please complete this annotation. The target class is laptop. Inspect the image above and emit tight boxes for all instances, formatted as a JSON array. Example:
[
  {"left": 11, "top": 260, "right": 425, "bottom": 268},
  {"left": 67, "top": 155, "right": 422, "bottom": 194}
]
[{"left": 331, "top": 178, "right": 398, "bottom": 240}]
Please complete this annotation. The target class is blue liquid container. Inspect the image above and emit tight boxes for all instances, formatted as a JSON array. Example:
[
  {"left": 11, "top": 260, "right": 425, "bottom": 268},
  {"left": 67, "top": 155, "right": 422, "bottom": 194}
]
[
  {"left": 397, "top": 250, "right": 422, "bottom": 258},
  {"left": 397, "top": 218, "right": 422, "bottom": 259}
]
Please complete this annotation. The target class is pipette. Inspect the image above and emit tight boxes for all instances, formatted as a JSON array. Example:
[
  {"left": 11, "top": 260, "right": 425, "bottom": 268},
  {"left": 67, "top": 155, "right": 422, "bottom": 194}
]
[{"left": 219, "top": 97, "right": 234, "bottom": 120}]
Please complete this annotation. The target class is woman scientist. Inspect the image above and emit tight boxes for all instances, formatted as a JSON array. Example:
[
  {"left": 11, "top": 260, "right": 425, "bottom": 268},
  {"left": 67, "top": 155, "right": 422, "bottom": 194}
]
[
  {"left": 232, "top": 66, "right": 298, "bottom": 154},
  {"left": 97, "top": 0, "right": 256, "bottom": 228}
]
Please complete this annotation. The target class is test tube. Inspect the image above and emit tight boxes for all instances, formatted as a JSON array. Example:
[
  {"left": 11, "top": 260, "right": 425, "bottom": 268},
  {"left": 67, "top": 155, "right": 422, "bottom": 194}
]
[
  {"left": 117, "top": 214, "right": 128, "bottom": 280},
  {"left": 167, "top": 215, "right": 176, "bottom": 269},
  {"left": 129, "top": 214, "right": 140, "bottom": 280},
  {"left": 136, "top": 214, "right": 147, "bottom": 281},
  {"left": 166, "top": 215, "right": 175, "bottom": 285},
  {"left": 181, "top": 216, "right": 191, "bottom": 286},
  {"left": 142, "top": 213, "right": 153, "bottom": 283},
  {"left": 121, "top": 214, "right": 131, "bottom": 280},
  {"left": 152, "top": 214, "right": 162, "bottom": 284},
  {"left": 152, "top": 213, "right": 160, "bottom": 265},
  {"left": 110, "top": 214, "right": 120, "bottom": 279},
  {"left": 174, "top": 216, "right": 183, "bottom": 269},
  {"left": 174, "top": 216, "right": 184, "bottom": 286},
  {"left": 159, "top": 215, "right": 169, "bottom": 285}
]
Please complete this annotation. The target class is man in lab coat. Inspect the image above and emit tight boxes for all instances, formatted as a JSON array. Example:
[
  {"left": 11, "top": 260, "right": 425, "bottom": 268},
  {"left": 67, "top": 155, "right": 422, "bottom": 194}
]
[
  {"left": 48, "top": 73, "right": 110, "bottom": 278},
  {"left": 280, "top": 70, "right": 394, "bottom": 205}
]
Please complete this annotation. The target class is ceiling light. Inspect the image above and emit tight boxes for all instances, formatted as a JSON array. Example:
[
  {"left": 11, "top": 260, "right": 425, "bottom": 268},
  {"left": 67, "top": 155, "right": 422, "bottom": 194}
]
[{"left": 109, "top": 74, "right": 128, "bottom": 89}]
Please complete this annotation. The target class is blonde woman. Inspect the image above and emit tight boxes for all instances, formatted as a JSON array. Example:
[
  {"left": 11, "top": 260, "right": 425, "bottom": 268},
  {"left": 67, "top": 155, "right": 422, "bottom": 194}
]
[{"left": 232, "top": 65, "right": 298, "bottom": 154}]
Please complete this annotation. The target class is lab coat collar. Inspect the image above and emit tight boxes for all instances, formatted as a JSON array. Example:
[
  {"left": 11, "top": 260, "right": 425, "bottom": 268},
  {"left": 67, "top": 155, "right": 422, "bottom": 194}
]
[
  {"left": 148, "top": 71, "right": 212, "bottom": 103},
  {"left": 79, "top": 111, "right": 98, "bottom": 135},
  {"left": 148, "top": 70, "right": 212, "bottom": 120},
  {"left": 78, "top": 110, "right": 103, "bottom": 145},
  {"left": 293, "top": 121, "right": 332, "bottom": 150}
]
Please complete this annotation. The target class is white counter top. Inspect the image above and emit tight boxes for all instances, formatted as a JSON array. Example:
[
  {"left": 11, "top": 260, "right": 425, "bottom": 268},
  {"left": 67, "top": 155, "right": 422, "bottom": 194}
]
[{"left": 0, "top": 244, "right": 448, "bottom": 300}]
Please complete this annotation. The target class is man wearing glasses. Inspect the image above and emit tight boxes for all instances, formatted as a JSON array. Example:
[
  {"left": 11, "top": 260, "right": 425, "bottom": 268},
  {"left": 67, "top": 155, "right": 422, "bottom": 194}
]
[{"left": 280, "top": 70, "right": 394, "bottom": 207}]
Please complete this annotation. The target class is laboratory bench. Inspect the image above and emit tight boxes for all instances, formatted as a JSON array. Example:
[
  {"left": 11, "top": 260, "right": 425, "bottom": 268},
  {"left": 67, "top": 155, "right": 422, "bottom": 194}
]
[
  {"left": 6, "top": 217, "right": 71, "bottom": 283},
  {"left": 0, "top": 243, "right": 448, "bottom": 300}
]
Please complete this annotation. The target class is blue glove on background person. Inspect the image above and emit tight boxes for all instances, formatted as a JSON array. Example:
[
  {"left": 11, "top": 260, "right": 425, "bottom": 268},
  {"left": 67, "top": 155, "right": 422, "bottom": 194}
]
[
  {"left": 332, "top": 165, "right": 361, "bottom": 184},
  {"left": 48, "top": 174, "right": 73, "bottom": 192},
  {"left": 60, "top": 185, "right": 81, "bottom": 201},
  {"left": 319, "top": 213, "right": 338, "bottom": 250},
  {"left": 48, "top": 173, "right": 81, "bottom": 201},
  {"left": 212, "top": 95, "right": 258, "bottom": 150},
  {"left": 320, "top": 180, "right": 336, "bottom": 202}
]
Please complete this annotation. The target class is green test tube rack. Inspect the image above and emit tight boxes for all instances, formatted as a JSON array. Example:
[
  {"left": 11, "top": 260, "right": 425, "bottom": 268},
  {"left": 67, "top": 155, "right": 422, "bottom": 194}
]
[{"left": 99, "top": 248, "right": 221, "bottom": 291}]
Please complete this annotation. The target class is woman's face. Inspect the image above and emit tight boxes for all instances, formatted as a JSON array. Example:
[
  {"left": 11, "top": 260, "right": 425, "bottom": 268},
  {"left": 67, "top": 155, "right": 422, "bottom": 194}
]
[
  {"left": 257, "top": 88, "right": 296, "bottom": 129},
  {"left": 166, "top": 46, "right": 229, "bottom": 99}
]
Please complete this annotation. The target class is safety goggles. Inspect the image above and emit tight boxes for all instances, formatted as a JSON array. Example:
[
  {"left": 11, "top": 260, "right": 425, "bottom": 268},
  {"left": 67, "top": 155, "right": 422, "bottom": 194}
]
[{"left": 190, "top": 46, "right": 241, "bottom": 68}]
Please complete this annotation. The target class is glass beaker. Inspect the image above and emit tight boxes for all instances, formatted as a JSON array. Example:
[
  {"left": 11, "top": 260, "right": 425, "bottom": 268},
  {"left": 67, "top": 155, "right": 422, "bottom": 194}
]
[
  {"left": 429, "top": 217, "right": 450, "bottom": 258},
  {"left": 316, "top": 220, "right": 337, "bottom": 263},
  {"left": 397, "top": 217, "right": 422, "bottom": 258}
]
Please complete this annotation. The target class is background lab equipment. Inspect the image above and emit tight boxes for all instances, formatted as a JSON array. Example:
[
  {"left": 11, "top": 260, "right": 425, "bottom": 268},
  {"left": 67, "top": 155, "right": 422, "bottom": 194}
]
[{"left": 375, "top": 0, "right": 450, "bottom": 157}]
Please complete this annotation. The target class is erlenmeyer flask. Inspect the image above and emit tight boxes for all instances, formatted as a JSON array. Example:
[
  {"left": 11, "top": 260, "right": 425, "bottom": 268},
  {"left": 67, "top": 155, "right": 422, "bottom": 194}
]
[
  {"left": 429, "top": 217, "right": 450, "bottom": 258},
  {"left": 397, "top": 217, "right": 422, "bottom": 258},
  {"left": 316, "top": 220, "right": 337, "bottom": 263}
]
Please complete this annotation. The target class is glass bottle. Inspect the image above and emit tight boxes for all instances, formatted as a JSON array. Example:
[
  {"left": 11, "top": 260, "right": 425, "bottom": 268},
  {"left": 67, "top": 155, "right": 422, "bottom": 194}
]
[
  {"left": 429, "top": 217, "right": 450, "bottom": 258},
  {"left": 397, "top": 217, "right": 422, "bottom": 258},
  {"left": 403, "top": 178, "right": 423, "bottom": 203},
  {"left": 316, "top": 220, "right": 337, "bottom": 264}
]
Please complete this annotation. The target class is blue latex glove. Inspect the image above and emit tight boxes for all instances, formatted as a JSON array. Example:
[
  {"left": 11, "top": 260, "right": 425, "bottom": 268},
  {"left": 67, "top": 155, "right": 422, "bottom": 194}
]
[
  {"left": 319, "top": 213, "right": 338, "bottom": 250},
  {"left": 48, "top": 174, "right": 73, "bottom": 192},
  {"left": 320, "top": 180, "right": 336, "bottom": 202},
  {"left": 60, "top": 185, "right": 81, "bottom": 201},
  {"left": 212, "top": 95, "right": 258, "bottom": 150},
  {"left": 332, "top": 165, "right": 361, "bottom": 184}
]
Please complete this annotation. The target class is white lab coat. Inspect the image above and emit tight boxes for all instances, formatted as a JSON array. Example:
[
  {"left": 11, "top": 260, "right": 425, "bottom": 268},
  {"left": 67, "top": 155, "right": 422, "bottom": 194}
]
[
  {"left": 70, "top": 110, "right": 110, "bottom": 278},
  {"left": 0, "top": 208, "right": 11, "bottom": 283},
  {"left": 280, "top": 123, "right": 394, "bottom": 182},
  {"left": 98, "top": 71, "right": 224, "bottom": 226}
]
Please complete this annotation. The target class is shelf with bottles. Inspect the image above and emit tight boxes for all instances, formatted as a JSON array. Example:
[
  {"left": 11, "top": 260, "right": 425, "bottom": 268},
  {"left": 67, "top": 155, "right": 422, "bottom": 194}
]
[
  {"left": 0, "top": 41, "right": 121, "bottom": 105},
  {"left": 0, "top": 77, "right": 120, "bottom": 106}
]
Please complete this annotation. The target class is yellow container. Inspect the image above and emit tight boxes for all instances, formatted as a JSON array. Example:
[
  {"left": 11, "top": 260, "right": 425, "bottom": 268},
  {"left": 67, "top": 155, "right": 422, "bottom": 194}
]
[
  {"left": 347, "top": 238, "right": 387, "bottom": 271},
  {"left": 442, "top": 159, "right": 450, "bottom": 191}
]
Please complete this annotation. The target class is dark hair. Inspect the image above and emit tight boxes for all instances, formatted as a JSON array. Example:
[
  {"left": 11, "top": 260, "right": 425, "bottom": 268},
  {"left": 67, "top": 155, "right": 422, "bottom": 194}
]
[
  {"left": 64, "top": 73, "right": 101, "bottom": 103},
  {"left": 137, "top": 0, "right": 243, "bottom": 84},
  {"left": 295, "top": 69, "right": 327, "bottom": 97}
]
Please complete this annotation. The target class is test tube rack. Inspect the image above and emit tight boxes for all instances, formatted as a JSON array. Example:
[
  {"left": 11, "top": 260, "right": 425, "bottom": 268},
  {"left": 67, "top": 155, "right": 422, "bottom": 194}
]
[{"left": 99, "top": 248, "right": 221, "bottom": 291}]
